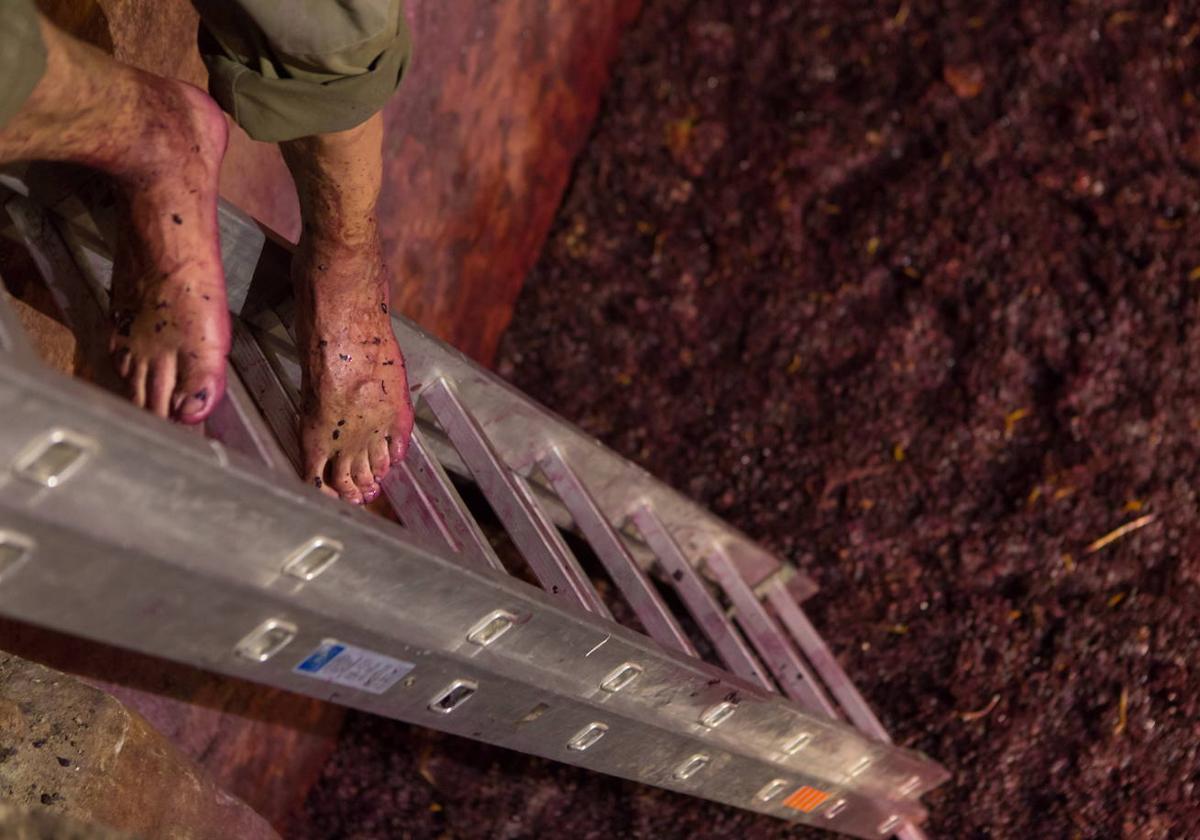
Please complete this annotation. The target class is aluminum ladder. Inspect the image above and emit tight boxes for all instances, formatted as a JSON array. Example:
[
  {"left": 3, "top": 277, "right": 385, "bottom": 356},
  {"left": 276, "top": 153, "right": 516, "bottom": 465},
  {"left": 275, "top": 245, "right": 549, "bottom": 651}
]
[{"left": 0, "top": 171, "right": 947, "bottom": 838}]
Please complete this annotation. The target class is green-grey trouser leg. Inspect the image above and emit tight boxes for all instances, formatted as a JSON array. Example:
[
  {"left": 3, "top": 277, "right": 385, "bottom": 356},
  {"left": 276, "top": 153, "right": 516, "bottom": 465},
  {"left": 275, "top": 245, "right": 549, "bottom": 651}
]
[
  {"left": 0, "top": 0, "right": 47, "bottom": 130},
  {"left": 0, "top": 0, "right": 409, "bottom": 142},
  {"left": 194, "top": 0, "right": 410, "bottom": 142}
]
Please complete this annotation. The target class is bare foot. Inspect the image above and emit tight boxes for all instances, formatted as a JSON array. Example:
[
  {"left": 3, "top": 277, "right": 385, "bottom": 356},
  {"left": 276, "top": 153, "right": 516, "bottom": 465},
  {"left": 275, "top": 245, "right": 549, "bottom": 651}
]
[
  {"left": 107, "top": 81, "right": 230, "bottom": 422},
  {"left": 294, "top": 230, "right": 413, "bottom": 504}
]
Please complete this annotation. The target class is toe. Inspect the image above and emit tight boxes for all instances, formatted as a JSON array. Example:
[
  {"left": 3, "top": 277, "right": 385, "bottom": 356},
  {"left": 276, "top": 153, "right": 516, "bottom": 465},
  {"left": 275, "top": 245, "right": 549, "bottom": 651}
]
[
  {"left": 172, "top": 358, "right": 225, "bottom": 424},
  {"left": 368, "top": 436, "right": 391, "bottom": 479},
  {"left": 128, "top": 357, "right": 149, "bottom": 408},
  {"left": 303, "top": 455, "right": 339, "bottom": 500},
  {"left": 387, "top": 416, "right": 413, "bottom": 465},
  {"left": 112, "top": 346, "right": 133, "bottom": 378},
  {"left": 330, "top": 453, "right": 364, "bottom": 504},
  {"left": 146, "top": 354, "right": 178, "bottom": 419},
  {"left": 351, "top": 451, "right": 375, "bottom": 491}
]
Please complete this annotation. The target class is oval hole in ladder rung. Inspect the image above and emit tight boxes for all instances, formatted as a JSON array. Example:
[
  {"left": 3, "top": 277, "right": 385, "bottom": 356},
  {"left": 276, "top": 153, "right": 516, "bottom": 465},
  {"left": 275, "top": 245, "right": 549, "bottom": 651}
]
[
  {"left": 756, "top": 779, "right": 789, "bottom": 802},
  {"left": 429, "top": 679, "right": 477, "bottom": 714},
  {"left": 283, "top": 537, "right": 342, "bottom": 581},
  {"left": 699, "top": 701, "right": 736, "bottom": 728},
  {"left": 234, "top": 618, "right": 297, "bottom": 662},
  {"left": 0, "top": 531, "right": 33, "bottom": 584},
  {"left": 600, "top": 662, "right": 642, "bottom": 693},
  {"left": 823, "top": 798, "right": 848, "bottom": 820},
  {"left": 782, "top": 731, "right": 812, "bottom": 754},
  {"left": 567, "top": 722, "right": 608, "bottom": 751},
  {"left": 673, "top": 753, "right": 710, "bottom": 780},
  {"left": 13, "top": 430, "right": 93, "bottom": 488},
  {"left": 467, "top": 610, "right": 518, "bottom": 646}
]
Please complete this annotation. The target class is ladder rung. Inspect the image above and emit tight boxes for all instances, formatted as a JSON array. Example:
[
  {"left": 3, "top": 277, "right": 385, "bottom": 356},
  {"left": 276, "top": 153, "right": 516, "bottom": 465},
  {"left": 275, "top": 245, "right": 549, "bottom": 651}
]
[
  {"left": 382, "top": 430, "right": 506, "bottom": 573},
  {"left": 227, "top": 320, "right": 304, "bottom": 473},
  {"left": 205, "top": 370, "right": 295, "bottom": 475},
  {"left": 538, "top": 448, "right": 696, "bottom": 657},
  {"left": 628, "top": 505, "right": 774, "bottom": 691},
  {"left": 2, "top": 196, "right": 117, "bottom": 386},
  {"left": 705, "top": 549, "right": 839, "bottom": 718},
  {"left": 422, "top": 378, "right": 611, "bottom": 617}
]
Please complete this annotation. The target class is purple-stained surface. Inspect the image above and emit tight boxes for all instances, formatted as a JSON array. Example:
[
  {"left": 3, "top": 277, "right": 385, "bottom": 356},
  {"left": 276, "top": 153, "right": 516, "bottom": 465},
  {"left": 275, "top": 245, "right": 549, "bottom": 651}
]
[{"left": 296, "top": 1, "right": 1200, "bottom": 837}]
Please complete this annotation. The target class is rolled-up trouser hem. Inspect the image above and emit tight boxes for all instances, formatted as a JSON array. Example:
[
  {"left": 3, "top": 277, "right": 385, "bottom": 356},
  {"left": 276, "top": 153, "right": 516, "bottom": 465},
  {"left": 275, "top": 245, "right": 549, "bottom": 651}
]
[
  {"left": 0, "top": 0, "right": 47, "bottom": 130},
  {"left": 197, "top": 0, "right": 410, "bottom": 143}
]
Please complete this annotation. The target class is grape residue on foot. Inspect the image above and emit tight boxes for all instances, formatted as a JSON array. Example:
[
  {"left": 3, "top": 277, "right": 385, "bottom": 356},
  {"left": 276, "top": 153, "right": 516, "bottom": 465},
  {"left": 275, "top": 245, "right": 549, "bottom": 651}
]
[
  {"left": 294, "top": 234, "right": 413, "bottom": 505},
  {"left": 107, "top": 80, "right": 231, "bottom": 423}
]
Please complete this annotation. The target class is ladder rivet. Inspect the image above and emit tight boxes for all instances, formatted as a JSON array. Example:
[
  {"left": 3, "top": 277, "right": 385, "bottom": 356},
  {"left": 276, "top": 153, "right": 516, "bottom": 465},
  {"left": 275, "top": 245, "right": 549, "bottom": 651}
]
[
  {"left": 600, "top": 662, "right": 642, "bottom": 693},
  {"left": 698, "top": 701, "right": 737, "bottom": 728},
  {"left": 673, "top": 753, "right": 710, "bottom": 780},
  {"left": 0, "top": 532, "right": 33, "bottom": 583},
  {"left": 467, "top": 610, "right": 518, "bottom": 646},
  {"left": 282, "top": 537, "right": 342, "bottom": 581},
  {"left": 234, "top": 618, "right": 297, "bottom": 662},
  {"left": 566, "top": 722, "right": 608, "bottom": 751},
  {"left": 14, "top": 430, "right": 92, "bottom": 488}
]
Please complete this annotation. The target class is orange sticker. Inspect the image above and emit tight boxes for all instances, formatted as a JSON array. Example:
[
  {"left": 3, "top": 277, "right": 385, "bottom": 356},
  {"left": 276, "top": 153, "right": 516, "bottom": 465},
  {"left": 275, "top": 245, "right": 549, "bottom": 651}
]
[{"left": 782, "top": 785, "right": 831, "bottom": 813}]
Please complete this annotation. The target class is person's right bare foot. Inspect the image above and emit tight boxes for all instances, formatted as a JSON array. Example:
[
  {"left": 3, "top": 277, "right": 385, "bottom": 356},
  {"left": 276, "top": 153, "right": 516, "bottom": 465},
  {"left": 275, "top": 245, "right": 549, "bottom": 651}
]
[{"left": 105, "top": 81, "right": 231, "bottom": 422}]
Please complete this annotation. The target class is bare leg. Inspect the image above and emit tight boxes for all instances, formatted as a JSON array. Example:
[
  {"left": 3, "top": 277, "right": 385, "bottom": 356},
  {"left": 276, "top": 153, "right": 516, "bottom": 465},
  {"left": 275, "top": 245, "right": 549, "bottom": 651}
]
[
  {"left": 281, "top": 114, "right": 413, "bottom": 504},
  {"left": 0, "top": 16, "right": 230, "bottom": 422}
]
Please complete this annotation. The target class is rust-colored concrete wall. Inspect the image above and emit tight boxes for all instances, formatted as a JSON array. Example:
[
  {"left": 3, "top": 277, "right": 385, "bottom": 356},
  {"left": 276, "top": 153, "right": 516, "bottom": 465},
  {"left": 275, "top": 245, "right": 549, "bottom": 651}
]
[{"left": 381, "top": 0, "right": 641, "bottom": 363}]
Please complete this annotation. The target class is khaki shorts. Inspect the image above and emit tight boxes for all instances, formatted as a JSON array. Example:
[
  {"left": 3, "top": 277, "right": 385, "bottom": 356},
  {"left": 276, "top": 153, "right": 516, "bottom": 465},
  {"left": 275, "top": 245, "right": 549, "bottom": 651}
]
[{"left": 1, "top": 0, "right": 410, "bottom": 142}]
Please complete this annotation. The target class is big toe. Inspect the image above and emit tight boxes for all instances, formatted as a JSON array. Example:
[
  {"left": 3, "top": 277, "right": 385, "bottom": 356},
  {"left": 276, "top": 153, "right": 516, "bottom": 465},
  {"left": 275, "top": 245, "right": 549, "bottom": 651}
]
[{"left": 172, "top": 357, "right": 225, "bottom": 424}]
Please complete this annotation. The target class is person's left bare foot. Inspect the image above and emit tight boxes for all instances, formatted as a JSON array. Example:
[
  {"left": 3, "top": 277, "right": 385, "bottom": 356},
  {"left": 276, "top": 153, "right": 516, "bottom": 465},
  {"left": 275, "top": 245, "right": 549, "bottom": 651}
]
[{"left": 293, "top": 230, "right": 413, "bottom": 504}]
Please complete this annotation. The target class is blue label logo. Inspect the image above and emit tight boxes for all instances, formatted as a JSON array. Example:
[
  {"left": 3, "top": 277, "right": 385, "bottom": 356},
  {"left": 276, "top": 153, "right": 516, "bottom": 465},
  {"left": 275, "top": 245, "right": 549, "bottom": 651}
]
[{"left": 296, "top": 642, "right": 345, "bottom": 673}]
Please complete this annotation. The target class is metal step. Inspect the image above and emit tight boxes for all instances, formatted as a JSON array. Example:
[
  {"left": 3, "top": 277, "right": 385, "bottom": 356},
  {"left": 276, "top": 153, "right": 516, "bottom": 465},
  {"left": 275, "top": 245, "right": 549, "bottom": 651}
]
[{"left": 0, "top": 178, "right": 947, "bottom": 838}]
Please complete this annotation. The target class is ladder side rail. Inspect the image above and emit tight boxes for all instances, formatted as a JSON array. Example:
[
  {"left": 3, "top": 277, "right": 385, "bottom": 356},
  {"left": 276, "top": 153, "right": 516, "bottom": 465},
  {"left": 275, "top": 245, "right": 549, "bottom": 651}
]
[{"left": 0, "top": 360, "right": 936, "bottom": 837}]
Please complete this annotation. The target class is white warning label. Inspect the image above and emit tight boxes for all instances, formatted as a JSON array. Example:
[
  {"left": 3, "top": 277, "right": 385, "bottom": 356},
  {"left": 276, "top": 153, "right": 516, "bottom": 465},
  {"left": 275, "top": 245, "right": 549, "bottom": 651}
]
[{"left": 294, "top": 640, "right": 414, "bottom": 695}]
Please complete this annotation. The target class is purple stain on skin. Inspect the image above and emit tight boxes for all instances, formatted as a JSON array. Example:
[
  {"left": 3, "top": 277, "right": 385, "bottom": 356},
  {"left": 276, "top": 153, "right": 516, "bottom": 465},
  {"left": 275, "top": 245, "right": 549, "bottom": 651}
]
[
  {"left": 382, "top": 359, "right": 395, "bottom": 366},
  {"left": 154, "top": 320, "right": 167, "bottom": 332},
  {"left": 332, "top": 429, "right": 340, "bottom": 440},
  {"left": 193, "top": 388, "right": 208, "bottom": 403},
  {"left": 155, "top": 300, "right": 169, "bottom": 310},
  {"left": 339, "top": 353, "right": 351, "bottom": 362},
  {"left": 314, "top": 477, "right": 323, "bottom": 488},
  {"left": 318, "top": 339, "right": 328, "bottom": 348},
  {"left": 337, "top": 419, "right": 346, "bottom": 426},
  {"left": 171, "top": 213, "right": 183, "bottom": 224},
  {"left": 380, "top": 302, "right": 388, "bottom": 313}
]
